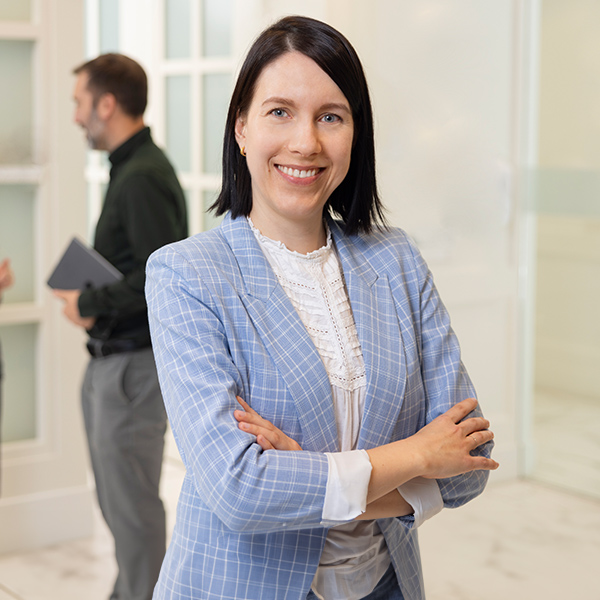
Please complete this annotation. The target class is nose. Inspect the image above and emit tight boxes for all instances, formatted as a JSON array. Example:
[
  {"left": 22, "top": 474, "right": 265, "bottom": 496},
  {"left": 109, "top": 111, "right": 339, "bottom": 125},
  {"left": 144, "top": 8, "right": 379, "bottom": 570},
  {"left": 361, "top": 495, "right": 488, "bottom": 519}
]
[{"left": 288, "top": 119, "right": 321, "bottom": 156}]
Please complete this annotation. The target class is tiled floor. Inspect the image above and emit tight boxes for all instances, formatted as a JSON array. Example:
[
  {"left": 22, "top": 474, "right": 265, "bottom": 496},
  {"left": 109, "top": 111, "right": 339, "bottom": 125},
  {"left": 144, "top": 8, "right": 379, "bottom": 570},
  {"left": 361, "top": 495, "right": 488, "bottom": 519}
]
[{"left": 0, "top": 440, "right": 599, "bottom": 599}]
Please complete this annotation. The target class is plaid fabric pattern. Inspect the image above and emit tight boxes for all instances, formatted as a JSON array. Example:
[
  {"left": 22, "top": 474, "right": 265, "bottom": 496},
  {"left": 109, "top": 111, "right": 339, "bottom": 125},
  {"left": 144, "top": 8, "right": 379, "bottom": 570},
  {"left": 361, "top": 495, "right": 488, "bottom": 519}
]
[{"left": 146, "top": 214, "right": 491, "bottom": 600}]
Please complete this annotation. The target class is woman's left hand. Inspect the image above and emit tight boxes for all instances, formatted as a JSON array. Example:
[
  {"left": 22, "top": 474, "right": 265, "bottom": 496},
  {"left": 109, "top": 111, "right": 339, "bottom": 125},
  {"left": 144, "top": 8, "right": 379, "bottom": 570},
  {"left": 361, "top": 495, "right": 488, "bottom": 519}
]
[{"left": 234, "top": 397, "right": 303, "bottom": 451}]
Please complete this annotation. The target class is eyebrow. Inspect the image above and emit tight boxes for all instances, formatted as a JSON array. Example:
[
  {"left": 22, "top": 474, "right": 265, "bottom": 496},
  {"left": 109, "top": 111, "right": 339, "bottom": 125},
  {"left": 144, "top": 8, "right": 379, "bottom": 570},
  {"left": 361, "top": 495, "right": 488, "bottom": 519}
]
[{"left": 261, "top": 96, "right": 351, "bottom": 114}]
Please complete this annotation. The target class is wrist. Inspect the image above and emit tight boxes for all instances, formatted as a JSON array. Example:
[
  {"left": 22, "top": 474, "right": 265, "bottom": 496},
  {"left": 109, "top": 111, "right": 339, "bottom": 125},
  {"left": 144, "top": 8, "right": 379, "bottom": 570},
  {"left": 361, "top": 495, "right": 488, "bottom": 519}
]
[{"left": 365, "top": 438, "right": 424, "bottom": 503}]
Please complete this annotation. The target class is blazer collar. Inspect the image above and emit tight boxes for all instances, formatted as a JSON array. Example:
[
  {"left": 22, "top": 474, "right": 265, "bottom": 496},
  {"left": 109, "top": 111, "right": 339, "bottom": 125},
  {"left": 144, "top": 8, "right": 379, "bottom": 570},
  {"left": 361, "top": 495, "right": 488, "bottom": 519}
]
[
  {"left": 331, "top": 223, "right": 408, "bottom": 449},
  {"left": 220, "top": 213, "right": 279, "bottom": 300},
  {"left": 221, "top": 214, "right": 338, "bottom": 451}
]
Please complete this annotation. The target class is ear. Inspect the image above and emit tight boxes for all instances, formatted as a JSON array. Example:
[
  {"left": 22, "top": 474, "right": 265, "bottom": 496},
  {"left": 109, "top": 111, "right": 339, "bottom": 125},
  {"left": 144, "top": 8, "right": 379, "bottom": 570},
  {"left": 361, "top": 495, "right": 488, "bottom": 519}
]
[
  {"left": 96, "top": 92, "right": 117, "bottom": 121},
  {"left": 234, "top": 111, "right": 247, "bottom": 152}
]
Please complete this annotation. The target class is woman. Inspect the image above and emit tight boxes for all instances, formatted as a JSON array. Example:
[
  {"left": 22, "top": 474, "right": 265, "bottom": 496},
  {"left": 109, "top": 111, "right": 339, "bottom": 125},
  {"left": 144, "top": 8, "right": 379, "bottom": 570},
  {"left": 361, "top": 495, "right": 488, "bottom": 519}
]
[{"left": 146, "top": 16, "right": 498, "bottom": 600}]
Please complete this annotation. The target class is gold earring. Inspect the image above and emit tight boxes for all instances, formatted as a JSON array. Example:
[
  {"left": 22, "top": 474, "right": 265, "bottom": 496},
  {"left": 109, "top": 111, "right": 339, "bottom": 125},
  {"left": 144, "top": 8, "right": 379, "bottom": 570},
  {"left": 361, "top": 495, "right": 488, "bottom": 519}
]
[{"left": 240, "top": 146, "right": 246, "bottom": 157}]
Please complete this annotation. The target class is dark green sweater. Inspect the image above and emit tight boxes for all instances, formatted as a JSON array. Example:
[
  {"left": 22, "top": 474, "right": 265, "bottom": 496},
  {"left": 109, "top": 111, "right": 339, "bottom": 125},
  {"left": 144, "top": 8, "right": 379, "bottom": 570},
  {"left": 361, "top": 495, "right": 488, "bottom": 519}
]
[{"left": 78, "top": 127, "right": 187, "bottom": 346}]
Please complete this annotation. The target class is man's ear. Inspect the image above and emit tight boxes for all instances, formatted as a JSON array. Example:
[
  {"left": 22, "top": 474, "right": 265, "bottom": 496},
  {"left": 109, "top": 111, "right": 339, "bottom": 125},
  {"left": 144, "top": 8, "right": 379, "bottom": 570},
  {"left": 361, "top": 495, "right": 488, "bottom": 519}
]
[
  {"left": 96, "top": 92, "right": 117, "bottom": 121},
  {"left": 234, "top": 112, "right": 246, "bottom": 152}
]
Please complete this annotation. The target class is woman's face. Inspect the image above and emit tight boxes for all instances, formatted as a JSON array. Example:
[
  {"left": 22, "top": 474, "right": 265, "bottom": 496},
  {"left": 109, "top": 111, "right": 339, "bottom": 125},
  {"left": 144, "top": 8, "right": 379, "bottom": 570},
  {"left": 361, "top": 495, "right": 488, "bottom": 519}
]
[{"left": 235, "top": 51, "right": 354, "bottom": 243}]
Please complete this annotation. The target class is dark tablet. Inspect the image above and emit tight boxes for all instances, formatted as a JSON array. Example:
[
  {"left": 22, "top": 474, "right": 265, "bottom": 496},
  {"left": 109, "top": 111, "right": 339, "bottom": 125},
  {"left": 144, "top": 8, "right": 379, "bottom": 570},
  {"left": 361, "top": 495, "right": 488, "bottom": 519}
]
[{"left": 47, "top": 237, "right": 123, "bottom": 290}]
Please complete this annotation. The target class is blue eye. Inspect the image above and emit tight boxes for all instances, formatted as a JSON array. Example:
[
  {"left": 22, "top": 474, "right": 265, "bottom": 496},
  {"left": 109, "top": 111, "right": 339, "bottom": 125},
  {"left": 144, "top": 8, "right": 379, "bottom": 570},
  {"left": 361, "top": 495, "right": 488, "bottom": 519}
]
[
  {"left": 270, "top": 108, "right": 288, "bottom": 118},
  {"left": 321, "top": 113, "right": 341, "bottom": 123}
]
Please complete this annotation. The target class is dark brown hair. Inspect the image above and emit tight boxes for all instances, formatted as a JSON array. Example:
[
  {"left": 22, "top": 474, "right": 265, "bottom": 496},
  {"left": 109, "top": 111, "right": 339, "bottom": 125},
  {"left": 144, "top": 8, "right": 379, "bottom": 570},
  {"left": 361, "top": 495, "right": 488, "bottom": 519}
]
[
  {"left": 73, "top": 53, "right": 147, "bottom": 118},
  {"left": 211, "top": 15, "right": 386, "bottom": 234}
]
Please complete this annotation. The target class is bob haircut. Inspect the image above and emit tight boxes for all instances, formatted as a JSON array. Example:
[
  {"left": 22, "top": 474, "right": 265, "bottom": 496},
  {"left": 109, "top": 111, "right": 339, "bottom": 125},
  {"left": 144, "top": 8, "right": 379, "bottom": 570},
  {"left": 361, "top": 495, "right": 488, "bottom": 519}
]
[
  {"left": 211, "top": 15, "right": 386, "bottom": 235},
  {"left": 73, "top": 53, "right": 147, "bottom": 118}
]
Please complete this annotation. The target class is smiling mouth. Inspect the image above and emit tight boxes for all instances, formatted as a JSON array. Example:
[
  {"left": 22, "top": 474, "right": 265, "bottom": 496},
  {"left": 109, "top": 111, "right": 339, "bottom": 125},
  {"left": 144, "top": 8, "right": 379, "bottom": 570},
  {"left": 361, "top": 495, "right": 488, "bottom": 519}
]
[{"left": 277, "top": 165, "right": 321, "bottom": 179}]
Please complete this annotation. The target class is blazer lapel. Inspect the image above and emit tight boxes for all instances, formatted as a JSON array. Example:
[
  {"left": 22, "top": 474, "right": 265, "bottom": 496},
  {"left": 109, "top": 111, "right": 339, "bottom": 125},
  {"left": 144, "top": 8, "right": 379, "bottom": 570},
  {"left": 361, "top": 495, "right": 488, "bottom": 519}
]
[
  {"left": 331, "top": 223, "right": 407, "bottom": 449},
  {"left": 221, "top": 215, "right": 339, "bottom": 452}
]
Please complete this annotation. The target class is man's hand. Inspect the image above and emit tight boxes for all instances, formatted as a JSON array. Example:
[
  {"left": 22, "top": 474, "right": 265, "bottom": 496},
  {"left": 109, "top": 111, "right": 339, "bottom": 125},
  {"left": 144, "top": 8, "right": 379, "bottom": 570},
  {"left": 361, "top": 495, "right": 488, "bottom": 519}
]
[
  {"left": 53, "top": 289, "right": 96, "bottom": 330},
  {"left": 0, "top": 258, "right": 15, "bottom": 296}
]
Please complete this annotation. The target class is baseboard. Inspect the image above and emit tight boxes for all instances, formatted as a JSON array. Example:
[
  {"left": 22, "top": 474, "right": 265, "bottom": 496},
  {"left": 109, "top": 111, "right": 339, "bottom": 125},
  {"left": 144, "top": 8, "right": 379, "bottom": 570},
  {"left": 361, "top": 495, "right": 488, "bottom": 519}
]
[
  {"left": 535, "top": 338, "right": 600, "bottom": 398},
  {"left": 0, "top": 485, "right": 94, "bottom": 555}
]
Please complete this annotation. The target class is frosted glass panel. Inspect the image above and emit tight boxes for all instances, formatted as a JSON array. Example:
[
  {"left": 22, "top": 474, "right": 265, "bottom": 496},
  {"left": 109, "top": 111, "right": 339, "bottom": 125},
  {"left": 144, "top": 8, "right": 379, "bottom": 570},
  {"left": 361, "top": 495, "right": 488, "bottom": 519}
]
[
  {"left": 0, "top": 41, "right": 33, "bottom": 164},
  {"left": 0, "top": 186, "right": 35, "bottom": 303},
  {"left": 202, "top": 0, "right": 233, "bottom": 57},
  {"left": 99, "top": 0, "right": 119, "bottom": 53},
  {"left": 0, "top": 0, "right": 31, "bottom": 20},
  {"left": 0, "top": 323, "right": 37, "bottom": 442},
  {"left": 203, "top": 190, "right": 222, "bottom": 231},
  {"left": 85, "top": 150, "right": 111, "bottom": 170},
  {"left": 527, "top": 168, "right": 600, "bottom": 217},
  {"left": 202, "top": 73, "right": 230, "bottom": 173},
  {"left": 166, "top": 75, "right": 192, "bottom": 172},
  {"left": 165, "top": 0, "right": 191, "bottom": 59}
]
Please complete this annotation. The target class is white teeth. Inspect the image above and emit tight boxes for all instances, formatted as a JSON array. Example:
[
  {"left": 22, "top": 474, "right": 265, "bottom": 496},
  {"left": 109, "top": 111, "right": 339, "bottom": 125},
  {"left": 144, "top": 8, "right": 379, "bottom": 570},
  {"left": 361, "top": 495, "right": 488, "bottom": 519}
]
[{"left": 278, "top": 165, "right": 318, "bottom": 178}]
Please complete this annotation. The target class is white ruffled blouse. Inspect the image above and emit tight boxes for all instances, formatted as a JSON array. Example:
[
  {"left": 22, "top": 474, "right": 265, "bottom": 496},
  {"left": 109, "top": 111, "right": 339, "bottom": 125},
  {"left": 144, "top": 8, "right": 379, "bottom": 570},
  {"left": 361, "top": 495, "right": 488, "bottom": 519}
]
[{"left": 250, "top": 218, "right": 442, "bottom": 600}]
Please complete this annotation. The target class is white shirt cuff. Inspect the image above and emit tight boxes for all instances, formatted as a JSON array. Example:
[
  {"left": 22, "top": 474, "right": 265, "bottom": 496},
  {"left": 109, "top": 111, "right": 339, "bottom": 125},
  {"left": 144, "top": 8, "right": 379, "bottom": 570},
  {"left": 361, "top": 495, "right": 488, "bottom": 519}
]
[
  {"left": 321, "top": 449, "right": 372, "bottom": 524},
  {"left": 397, "top": 477, "right": 443, "bottom": 528}
]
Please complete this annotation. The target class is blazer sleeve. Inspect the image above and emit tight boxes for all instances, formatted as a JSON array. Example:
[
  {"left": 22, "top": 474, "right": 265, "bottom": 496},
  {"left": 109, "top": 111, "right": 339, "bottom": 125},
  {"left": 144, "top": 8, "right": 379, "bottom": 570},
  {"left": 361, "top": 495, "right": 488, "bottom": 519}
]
[
  {"left": 405, "top": 234, "right": 493, "bottom": 509},
  {"left": 145, "top": 243, "right": 330, "bottom": 534}
]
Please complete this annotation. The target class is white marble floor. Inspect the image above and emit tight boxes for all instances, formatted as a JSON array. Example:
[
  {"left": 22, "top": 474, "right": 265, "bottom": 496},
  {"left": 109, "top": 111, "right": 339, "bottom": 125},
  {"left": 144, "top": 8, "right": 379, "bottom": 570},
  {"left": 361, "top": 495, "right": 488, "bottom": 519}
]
[
  {"left": 420, "top": 478, "right": 600, "bottom": 600},
  {"left": 0, "top": 453, "right": 599, "bottom": 599}
]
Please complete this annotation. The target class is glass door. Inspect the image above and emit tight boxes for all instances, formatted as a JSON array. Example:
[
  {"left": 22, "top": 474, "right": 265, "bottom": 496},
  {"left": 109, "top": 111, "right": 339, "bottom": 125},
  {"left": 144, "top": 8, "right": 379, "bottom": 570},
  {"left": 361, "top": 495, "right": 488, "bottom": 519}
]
[
  {"left": 160, "top": 0, "right": 235, "bottom": 235},
  {"left": 0, "top": 0, "right": 93, "bottom": 554},
  {"left": 0, "top": 3, "right": 41, "bottom": 447}
]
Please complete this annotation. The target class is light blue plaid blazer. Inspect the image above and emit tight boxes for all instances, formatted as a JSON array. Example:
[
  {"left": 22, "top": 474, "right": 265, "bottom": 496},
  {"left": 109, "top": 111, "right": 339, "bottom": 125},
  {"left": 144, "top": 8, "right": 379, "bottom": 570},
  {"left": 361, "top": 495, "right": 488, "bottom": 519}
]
[{"left": 146, "top": 214, "right": 491, "bottom": 600}]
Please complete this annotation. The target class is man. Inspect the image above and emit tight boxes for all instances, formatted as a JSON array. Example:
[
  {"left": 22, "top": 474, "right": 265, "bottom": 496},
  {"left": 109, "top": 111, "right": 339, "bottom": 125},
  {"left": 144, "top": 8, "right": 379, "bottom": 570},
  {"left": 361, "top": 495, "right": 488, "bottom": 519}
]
[
  {"left": 0, "top": 258, "right": 15, "bottom": 494},
  {"left": 54, "top": 54, "right": 187, "bottom": 600}
]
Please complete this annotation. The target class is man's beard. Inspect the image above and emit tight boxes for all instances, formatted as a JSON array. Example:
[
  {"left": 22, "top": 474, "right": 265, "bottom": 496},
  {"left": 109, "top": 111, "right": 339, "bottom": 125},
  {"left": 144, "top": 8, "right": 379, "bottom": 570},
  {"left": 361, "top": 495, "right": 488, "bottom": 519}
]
[{"left": 84, "top": 109, "right": 106, "bottom": 150}]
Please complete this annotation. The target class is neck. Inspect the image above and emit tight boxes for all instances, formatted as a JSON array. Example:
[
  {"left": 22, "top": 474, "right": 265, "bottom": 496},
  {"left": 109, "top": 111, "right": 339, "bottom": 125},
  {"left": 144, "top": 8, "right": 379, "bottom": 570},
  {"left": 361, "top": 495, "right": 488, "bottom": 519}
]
[
  {"left": 249, "top": 210, "right": 327, "bottom": 254},
  {"left": 106, "top": 118, "right": 145, "bottom": 153}
]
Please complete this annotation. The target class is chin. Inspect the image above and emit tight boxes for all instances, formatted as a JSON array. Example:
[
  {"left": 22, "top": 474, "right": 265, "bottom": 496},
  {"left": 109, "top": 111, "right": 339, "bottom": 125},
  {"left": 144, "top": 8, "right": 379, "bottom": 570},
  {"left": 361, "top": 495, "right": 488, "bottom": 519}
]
[{"left": 87, "top": 137, "right": 102, "bottom": 151}]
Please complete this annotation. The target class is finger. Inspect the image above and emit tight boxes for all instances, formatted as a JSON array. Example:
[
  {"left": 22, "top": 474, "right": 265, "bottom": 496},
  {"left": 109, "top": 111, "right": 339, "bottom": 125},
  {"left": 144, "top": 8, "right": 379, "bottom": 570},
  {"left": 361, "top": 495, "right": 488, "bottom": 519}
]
[
  {"left": 236, "top": 419, "right": 263, "bottom": 436},
  {"left": 238, "top": 420, "right": 278, "bottom": 446},
  {"left": 256, "top": 435, "right": 275, "bottom": 451},
  {"left": 462, "top": 417, "right": 491, "bottom": 436},
  {"left": 469, "top": 456, "right": 500, "bottom": 471},
  {"left": 233, "top": 410, "right": 268, "bottom": 428},
  {"left": 233, "top": 409, "right": 247, "bottom": 422},
  {"left": 236, "top": 419, "right": 274, "bottom": 450},
  {"left": 445, "top": 398, "right": 478, "bottom": 423},
  {"left": 467, "top": 429, "right": 494, "bottom": 450},
  {"left": 236, "top": 396, "right": 257, "bottom": 415}
]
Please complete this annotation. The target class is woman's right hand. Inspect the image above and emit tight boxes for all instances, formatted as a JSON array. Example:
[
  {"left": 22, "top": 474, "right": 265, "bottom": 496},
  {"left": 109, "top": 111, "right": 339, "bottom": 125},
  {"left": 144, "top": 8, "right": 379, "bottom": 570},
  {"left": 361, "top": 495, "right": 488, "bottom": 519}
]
[{"left": 234, "top": 396, "right": 303, "bottom": 451}]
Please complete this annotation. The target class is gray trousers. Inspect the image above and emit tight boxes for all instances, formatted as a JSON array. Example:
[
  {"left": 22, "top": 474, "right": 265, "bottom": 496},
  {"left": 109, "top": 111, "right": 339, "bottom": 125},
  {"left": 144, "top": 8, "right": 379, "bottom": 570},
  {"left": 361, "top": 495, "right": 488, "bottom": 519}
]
[{"left": 82, "top": 347, "right": 167, "bottom": 600}]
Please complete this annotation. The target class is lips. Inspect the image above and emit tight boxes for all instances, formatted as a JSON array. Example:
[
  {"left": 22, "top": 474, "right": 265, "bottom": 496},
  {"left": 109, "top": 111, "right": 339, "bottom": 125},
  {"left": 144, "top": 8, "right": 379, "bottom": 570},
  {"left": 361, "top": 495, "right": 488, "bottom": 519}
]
[{"left": 276, "top": 165, "right": 321, "bottom": 179}]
